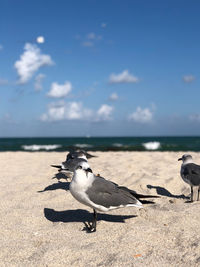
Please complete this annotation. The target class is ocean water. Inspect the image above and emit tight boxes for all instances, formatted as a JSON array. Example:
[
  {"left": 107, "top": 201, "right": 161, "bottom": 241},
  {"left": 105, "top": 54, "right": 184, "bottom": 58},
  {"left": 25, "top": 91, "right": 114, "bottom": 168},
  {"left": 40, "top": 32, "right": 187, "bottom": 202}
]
[{"left": 1, "top": 137, "right": 200, "bottom": 152}]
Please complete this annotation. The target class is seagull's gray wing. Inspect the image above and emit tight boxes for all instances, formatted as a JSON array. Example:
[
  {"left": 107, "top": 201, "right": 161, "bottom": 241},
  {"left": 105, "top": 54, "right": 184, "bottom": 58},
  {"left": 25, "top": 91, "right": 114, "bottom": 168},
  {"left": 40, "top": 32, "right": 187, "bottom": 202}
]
[
  {"left": 183, "top": 163, "right": 200, "bottom": 186},
  {"left": 97, "top": 178, "right": 158, "bottom": 203},
  {"left": 86, "top": 176, "right": 140, "bottom": 208}
]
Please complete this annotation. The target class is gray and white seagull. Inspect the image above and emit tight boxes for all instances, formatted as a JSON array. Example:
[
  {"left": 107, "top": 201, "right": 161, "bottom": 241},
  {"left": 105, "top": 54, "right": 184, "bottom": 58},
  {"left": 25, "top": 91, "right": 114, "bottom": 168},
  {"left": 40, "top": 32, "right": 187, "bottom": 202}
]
[
  {"left": 51, "top": 150, "right": 95, "bottom": 174},
  {"left": 69, "top": 161, "right": 159, "bottom": 232},
  {"left": 178, "top": 154, "right": 200, "bottom": 202}
]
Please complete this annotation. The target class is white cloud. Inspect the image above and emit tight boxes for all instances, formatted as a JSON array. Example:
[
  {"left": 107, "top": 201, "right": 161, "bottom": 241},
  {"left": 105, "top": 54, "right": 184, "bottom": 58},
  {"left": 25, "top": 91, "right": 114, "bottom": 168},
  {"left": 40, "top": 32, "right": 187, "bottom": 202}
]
[
  {"left": 65, "top": 102, "right": 92, "bottom": 120},
  {"left": 40, "top": 101, "right": 65, "bottom": 121},
  {"left": 47, "top": 81, "right": 72, "bottom": 98},
  {"left": 41, "top": 102, "right": 113, "bottom": 122},
  {"left": 40, "top": 101, "right": 93, "bottom": 121},
  {"left": 129, "top": 106, "right": 153, "bottom": 123},
  {"left": 36, "top": 36, "right": 45, "bottom": 44},
  {"left": 109, "top": 92, "right": 118, "bottom": 101},
  {"left": 34, "top": 74, "right": 45, "bottom": 91},
  {"left": 183, "top": 75, "right": 195, "bottom": 83},
  {"left": 97, "top": 104, "right": 113, "bottom": 121},
  {"left": 109, "top": 70, "right": 139, "bottom": 84},
  {"left": 14, "top": 43, "right": 54, "bottom": 84}
]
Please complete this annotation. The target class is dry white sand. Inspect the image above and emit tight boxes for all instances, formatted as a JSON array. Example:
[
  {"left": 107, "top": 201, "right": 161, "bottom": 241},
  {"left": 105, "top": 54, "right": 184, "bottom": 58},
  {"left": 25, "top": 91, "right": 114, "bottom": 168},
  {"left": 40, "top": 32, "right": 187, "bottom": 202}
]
[{"left": 0, "top": 151, "right": 200, "bottom": 266}]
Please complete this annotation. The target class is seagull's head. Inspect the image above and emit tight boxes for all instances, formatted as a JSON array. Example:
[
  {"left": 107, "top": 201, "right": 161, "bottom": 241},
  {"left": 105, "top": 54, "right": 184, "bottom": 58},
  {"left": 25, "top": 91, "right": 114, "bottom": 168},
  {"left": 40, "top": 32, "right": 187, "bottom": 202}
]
[
  {"left": 66, "top": 150, "right": 87, "bottom": 161},
  {"left": 178, "top": 154, "right": 193, "bottom": 164},
  {"left": 60, "top": 161, "right": 69, "bottom": 171},
  {"left": 75, "top": 161, "right": 93, "bottom": 177}
]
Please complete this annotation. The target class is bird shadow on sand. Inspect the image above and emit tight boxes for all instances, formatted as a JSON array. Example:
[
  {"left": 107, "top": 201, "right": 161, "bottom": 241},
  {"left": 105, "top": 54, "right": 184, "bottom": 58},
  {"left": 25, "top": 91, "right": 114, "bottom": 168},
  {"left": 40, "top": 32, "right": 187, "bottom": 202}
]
[
  {"left": 37, "top": 181, "right": 70, "bottom": 193},
  {"left": 44, "top": 208, "right": 137, "bottom": 224},
  {"left": 147, "top": 184, "right": 189, "bottom": 199},
  {"left": 52, "top": 172, "right": 72, "bottom": 181}
]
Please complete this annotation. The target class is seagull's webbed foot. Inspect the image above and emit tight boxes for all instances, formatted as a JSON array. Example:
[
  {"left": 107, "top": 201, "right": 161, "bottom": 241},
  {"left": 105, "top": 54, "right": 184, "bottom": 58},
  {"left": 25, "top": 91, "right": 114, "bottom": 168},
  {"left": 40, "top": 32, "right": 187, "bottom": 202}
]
[
  {"left": 83, "top": 221, "right": 96, "bottom": 233},
  {"left": 82, "top": 209, "right": 97, "bottom": 233}
]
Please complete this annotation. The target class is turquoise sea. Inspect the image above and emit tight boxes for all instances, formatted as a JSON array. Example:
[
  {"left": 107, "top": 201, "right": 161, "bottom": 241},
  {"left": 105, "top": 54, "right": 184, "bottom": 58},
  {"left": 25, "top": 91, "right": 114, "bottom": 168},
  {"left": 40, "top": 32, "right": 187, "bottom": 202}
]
[{"left": 1, "top": 137, "right": 200, "bottom": 152}]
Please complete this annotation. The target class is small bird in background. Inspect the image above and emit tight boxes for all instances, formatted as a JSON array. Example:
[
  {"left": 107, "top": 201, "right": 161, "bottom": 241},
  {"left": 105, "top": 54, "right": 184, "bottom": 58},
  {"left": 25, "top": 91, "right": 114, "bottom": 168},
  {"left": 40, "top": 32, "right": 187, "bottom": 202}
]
[
  {"left": 69, "top": 161, "right": 159, "bottom": 232},
  {"left": 66, "top": 150, "right": 96, "bottom": 160},
  {"left": 178, "top": 154, "right": 200, "bottom": 202},
  {"left": 51, "top": 150, "right": 96, "bottom": 172}
]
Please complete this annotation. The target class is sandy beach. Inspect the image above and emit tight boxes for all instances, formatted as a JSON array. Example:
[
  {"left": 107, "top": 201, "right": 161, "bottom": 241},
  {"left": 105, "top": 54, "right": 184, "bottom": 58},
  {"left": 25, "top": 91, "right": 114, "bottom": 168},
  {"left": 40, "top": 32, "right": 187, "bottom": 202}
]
[{"left": 1, "top": 151, "right": 200, "bottom": 266}]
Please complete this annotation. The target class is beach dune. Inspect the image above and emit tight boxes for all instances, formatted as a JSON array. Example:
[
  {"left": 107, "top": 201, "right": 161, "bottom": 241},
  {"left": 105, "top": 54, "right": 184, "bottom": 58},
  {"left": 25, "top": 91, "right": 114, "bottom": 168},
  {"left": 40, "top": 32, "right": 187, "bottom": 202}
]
[{"left": 0, "top": 151, "right": 200, "bottom": 266}]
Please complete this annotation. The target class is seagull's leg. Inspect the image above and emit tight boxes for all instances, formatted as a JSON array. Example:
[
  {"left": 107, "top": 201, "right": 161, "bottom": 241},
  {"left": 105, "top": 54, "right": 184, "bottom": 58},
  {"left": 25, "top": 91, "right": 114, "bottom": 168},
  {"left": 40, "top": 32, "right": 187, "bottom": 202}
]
[
  {"left": 191, "top": 186, "right": 194, "bottom": 202},
  {"left": 197, "top": 186, "right": 200, "bottom": 201},
  {"left": 84, "top": 209, "right": 97, "bottom": 233},
  {"left": 91, "top": 209, "right": 97, "bottom": 231}
]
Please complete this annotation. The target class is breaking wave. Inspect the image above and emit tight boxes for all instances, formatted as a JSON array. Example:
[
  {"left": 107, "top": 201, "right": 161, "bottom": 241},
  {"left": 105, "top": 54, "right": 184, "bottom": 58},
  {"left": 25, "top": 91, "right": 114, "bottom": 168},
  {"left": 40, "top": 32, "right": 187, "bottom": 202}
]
[
  {"left": 142, "top": 141, "right": 161, "bottom": 150},
  {"left": 74, "top": 144, "right": 93, "bottom": 148},
  {"left": 112, "top": 143, "right": 123, "bottom": 147},
  {"left": 22, "top": 144, "right": 61, "bottom": 151}
]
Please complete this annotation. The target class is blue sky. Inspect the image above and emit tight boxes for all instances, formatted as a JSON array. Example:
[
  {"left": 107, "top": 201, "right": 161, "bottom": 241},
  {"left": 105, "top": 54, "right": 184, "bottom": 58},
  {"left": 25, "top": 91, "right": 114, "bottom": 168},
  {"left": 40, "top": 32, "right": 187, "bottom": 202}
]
[{"left": 1, "top": 0, "right": 200, "bottom": 137}]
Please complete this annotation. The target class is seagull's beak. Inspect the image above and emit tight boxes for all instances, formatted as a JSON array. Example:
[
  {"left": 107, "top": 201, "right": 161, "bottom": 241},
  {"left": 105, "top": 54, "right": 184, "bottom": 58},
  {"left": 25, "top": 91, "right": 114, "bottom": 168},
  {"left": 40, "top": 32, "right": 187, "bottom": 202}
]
[
  {"left": 86, "top": 168, "right": 93, "bottom": 173},
  {"left": 178, "top": 158, "right": 182, "bottom": 161},
  {"left": 85, "top": 168, "right": 92, "bottom": 177},
  {"left": 51, "top": 165, "right": 63, "bottom": 171},
  {"left": 51, "top": 164, "right": 61, "bottom": 169}
]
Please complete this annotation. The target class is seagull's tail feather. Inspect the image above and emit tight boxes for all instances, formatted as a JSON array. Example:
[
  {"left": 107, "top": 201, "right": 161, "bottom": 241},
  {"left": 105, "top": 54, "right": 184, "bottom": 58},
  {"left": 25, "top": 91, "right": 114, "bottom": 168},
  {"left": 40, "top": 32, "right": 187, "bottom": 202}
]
[
  {"left": 118, "top": 186, "right": 160, "bottom": 199},
  {"left": 85, "top": 152, "right": 97, "bottom": 158},
  {"left": 131, "top": 192, "right": 160, "bottom": 199},
  {"left": 139, "top": 199, "right": 155, "bottom": 204}
]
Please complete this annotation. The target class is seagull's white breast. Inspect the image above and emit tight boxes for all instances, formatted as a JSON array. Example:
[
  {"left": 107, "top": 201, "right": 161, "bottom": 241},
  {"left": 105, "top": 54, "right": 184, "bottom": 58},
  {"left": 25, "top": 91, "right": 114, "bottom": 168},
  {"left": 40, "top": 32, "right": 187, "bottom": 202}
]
[{"left": 70, "top": 171, "right": 95, "bottom": 208}]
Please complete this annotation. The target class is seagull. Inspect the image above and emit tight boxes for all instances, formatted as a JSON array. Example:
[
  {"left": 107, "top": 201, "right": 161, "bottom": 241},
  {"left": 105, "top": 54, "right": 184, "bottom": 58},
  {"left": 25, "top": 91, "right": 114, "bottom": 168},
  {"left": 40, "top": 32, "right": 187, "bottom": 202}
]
[
  {"left": 66, "top": 150, "right": 96, "bottom": 160},
  {"left": 51, "top": 150, "right": 95, "bottom": 173},
  {"left": 69, "top": 161, "right": 159, "bottom": 232},
  {"left": 178, "top": 154, "right": 200, "bottom": 202}
]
